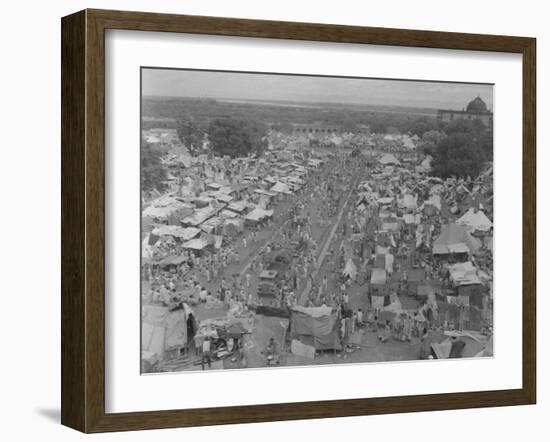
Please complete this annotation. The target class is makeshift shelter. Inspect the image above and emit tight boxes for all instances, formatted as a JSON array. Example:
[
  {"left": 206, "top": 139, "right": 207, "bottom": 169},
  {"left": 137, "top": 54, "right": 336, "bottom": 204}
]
[
  {"left": 245, "top": 207, "right": 274, "bottom": 224},
  {"left": 416, "top": 155, "right": 433, "bottom": 173},
  {"left": 181, "top": 208, "right": 215, "bottom": 227},
  {"left": 457, "top": 208, "right": 493, "bottom": 233},
  {"left": 422, "top": 194, "right": 441, "bottom": 215},
  {"left": 431, "top": 332, "right": 488, "bottom": 359},
  {"left": 142, "top": 234, "right": 154, "bottom": 259},
  {"left": 156, "top": 255, "right": 189, "bottom": 268},
  {"left": 182, "top": 237, "right": 209, "bottom": 252},
  {"left": 398, "top": 194, "right": 417, "bottom": 211},
  {"left": 342, "top": 258, "right": 357, "bottom": 280},
  {"left": 227, "top": 200, "right": 249, "bottom": 214},
  {"left": 142, "top": 197, "right": 194, "bottom": 225},
  {"left": 151, "top": 225, "right": 200, "bottom": 241},
  {"left": 142, "top": 304, "right": 194, "bottom": 364},
  {"left": 447, "top": 262, "right": 485, "bottom": 308},
  {"left": 370, "top": 269, "right": 389, "bottom": 308},
  {"left": 223, "top": 218, "right": 244, "bottom": 236},
  {"left": 219, "top": 209, "right": 238, "bottom": 218},
  {"left": 270, "top": 181, "right": 292, "bottom": 194},
  {"left": 432, "top": 224, "right": 481, "bottom": 256},
  {"left": 200, "top": 216, "right": 223, "bottom": 234},
  {"left": 289, "top": 306, "right": 342, "bottom": 351},
  {"left": 379, "top": 153, "right": 400, "bottom": 165}
]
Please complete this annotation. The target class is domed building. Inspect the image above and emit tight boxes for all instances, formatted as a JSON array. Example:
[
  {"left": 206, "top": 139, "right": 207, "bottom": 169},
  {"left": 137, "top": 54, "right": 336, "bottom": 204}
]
[{"left": 437, "top": 95, "right": 493, "bottom": 126}]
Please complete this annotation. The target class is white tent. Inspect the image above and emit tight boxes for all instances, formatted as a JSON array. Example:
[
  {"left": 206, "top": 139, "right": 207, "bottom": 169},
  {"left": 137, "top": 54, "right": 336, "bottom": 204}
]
[
  {"left": 342, "top": 258, "right": 357, "bottom": 279},
  {"left": 423, "top": 194, "right": 442, "bottom": 211},
  {"left": 416, "top": 155, "right": 433, "bottom": 173},
  {"left": 432, "top": 223, "right": 482, "bottom": 255},
  {"left": 448, "top": 262, "right": 482, "bottom": 286},
  {"left": 151, "top": 225, "right": 201, "bottom": 241},
  {"left": 142, "top": 234, "right": 154, "bottom": 259},
  {"left": 457, "top": 208, "right": 493, "bottom": 232},
  {"left": 182, "top": 237, "right": 209, "bottom": 250},
  {"left": 142, "top": 304, "right": 192, "bottom": 363},
  {"left": 398, "top": 194, "right": 418, "bottom": 210},
  {"left": 270, "top": 182, "right": 292, "bottom": 194},
  {"left": 401, "top": 135, "right": 416, "bottom": 149},
  {"left": 245, "top": 207, "right": 274, "bottom": 222},
  {"left": 379, "top": 153, "right": 400, "bottom": 165}
]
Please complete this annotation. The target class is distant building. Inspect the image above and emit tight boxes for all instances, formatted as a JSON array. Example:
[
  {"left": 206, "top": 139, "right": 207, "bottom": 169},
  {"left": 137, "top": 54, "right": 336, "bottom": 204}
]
[
  {"left": 437, "top": 96, "right": 493, "bottom": 126},
  {"left": 290, "top": 122, "right": 369, "bottom": 134}
]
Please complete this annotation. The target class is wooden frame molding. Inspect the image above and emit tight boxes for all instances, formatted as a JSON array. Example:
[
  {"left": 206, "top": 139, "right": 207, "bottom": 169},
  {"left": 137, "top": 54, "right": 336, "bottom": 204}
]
[{"left": 61, "top": 9, "right": 536, "bottom": 433}]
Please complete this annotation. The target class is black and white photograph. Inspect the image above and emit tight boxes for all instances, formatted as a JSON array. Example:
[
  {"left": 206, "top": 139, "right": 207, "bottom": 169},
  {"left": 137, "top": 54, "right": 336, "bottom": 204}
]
[{"left": 140, "top": 68, "right": 494, "bottom": 374}]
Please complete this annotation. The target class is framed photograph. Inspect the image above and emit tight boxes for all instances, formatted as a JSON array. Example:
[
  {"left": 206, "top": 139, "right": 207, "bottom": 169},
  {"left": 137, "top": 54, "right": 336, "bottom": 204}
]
[{"left": 61, "top": 9, "right": 536, "bottom": 433}]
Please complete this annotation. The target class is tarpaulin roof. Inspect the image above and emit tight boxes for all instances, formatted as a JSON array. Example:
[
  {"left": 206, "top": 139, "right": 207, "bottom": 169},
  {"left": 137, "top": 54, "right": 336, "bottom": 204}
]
[
  {"left": 270, "top": 182, "right": 292, "bottom": 194},
  {"left": 227, "top": 200, "right": 249, "bottom": 213},
  {"left": 448, "top": 261, "right": 482, "bottom": 286},
  {"left": 433, "top": 224, "right": 481, "bottom": 255},
  {"left": 151, "top": 225, "right": 201, "bottom": 240},
  {"left": 289, "top": 307, "right": 341, "bottom": 350},
  {"left": 182, "top": 238, "right": 209, "bottom": 250},
  {"left": 342, "top": 258, "right": 357, "bottom": 279},
  {"left": 398, "top": 194, "right": 418, "bottom": 210},
  {"left": 379, "top": 153, "right": 400, "bottom": 165},
  {"left": 181, "top": 208, "right": 216, "bottom": 226},
  {"left": 219, "top": 209, "right": 238, "bottom": 218},
  {"left": 157, "top": 255, "right": 189, "bottom": 266},
  {"left": 371, "top": 268, "right": 387, "bottom": 285},
  {"left": 457, "top": 208, "right": 493, "bottom": 232},
  {"left": 245, "top": 207, "right": 274, "bottom": 221},
  {"left": 142, "top": 305, "right": 190, "bottom": 358}
]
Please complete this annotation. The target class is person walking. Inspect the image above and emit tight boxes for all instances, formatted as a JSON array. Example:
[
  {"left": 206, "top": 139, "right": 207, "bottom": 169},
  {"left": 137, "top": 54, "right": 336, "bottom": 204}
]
[{"left": 201, "top": 337, "right": 212, "bottom": 370}]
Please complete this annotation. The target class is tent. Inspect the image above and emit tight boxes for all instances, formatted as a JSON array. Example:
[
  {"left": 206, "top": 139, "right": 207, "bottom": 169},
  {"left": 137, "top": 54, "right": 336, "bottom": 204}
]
[
  {"left": 142, "top": 234, "right": 154, "bottom": 259},
  {"left": 448, "top": 261, "right": 482, "bottom": 286},
  {"left": 142, "top": 304, "right": 193, "bottom": 363},
  {"left": 433, "top": 223, "right": 481, "bottom": 255},
  {"left": 398, "top": 194, "right": 417, "bottom": 210},
  {"left": 142, "top": 196, "right": 194, "bottom": 224},
  {"left": 151, "top": 225, "right": 201, "bottom": 241},
  {"left": 342, "top": 258, "right": 357, "bottom": 279},
  {"left": 457, "top": 208, "right": 493, "bottom": 233},
  {"left": 379, "top": 153, "right": 400, "bottom": 165},
  {"left": 289, "top": 306, "right": 342, "bottom": 350},
  {"left": 157, "top": 255, "right": 188, "bottom": 267},
  {"left": 181, "top": 208, "right": 216, "bottom": 227},
  {"left": 245, "top": 207, "right": 274, "bottom": 222},
  {"left": 402, "top": 214, "right": 416, "bottom": 225},
  {"left": 422, "top": 194, "right": 442, "bottom": 213},
  {"left": 182, "top": 237, "right": 209, "bottom": 251},
  {"left": 416, "top": 155, "right": 433, "bottom": 173},
  {"left": 227, "top": 200, "right": 249, "bottom": 214},
  {"left": 370, "top": 268, "right": 387, "bottom": 285},
  {"left": 200, "top": 216, "right": 223, "bottom": 234},
  {"left": 270, "top": 182, "right": 292, "bottom": 194},
  {"left": 219, "top": 209, "right": 238, "bottom": 218},
  {"left": 223, "top": 218, "right": 245, "bottom": 235}
]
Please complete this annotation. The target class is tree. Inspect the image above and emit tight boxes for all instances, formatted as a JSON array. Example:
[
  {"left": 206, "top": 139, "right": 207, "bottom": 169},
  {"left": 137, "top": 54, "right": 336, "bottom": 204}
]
[
  {"left": 442, "top": 118, "right": 486, "bottom": 137},
  {"left": 141, "top": 138, "right": 166, "bottom": 192},
  {"left": 207, "top": 118, "right": 268, "bottom": 158},
  {"left": 176, "top": 114, "right": 205, "bottom": 155},
  {"left": 418, "top": 130, "right": 447, "bottom": 156},
  {"left": 478, "top": 126, "right": 493, "bottom": 161},
  {"left": 432, "top": 133, "right": 486, "bottom": 178},
  {"left": 407, "top": 116, "right": 439, "bottom": 137},
  {"left": 271, "top": 121, "right": 294, "bottom": 134}
]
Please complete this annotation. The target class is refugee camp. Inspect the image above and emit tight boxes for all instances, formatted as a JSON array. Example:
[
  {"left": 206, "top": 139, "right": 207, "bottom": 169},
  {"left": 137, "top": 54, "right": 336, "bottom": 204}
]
[{"left": 140, "top": 69, "right": 494, "bottom": 373}]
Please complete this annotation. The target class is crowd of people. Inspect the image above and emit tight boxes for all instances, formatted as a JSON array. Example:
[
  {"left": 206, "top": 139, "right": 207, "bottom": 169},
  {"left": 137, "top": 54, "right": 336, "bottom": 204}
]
[{"left": 142, "top": 128, "right": 494, "bottom": 371}]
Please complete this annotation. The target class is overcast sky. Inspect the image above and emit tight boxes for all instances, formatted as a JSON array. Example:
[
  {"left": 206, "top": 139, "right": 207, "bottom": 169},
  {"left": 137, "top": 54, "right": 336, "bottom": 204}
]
[{"left": 142, "top": 68, "right": 493, "bottom": 110}]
